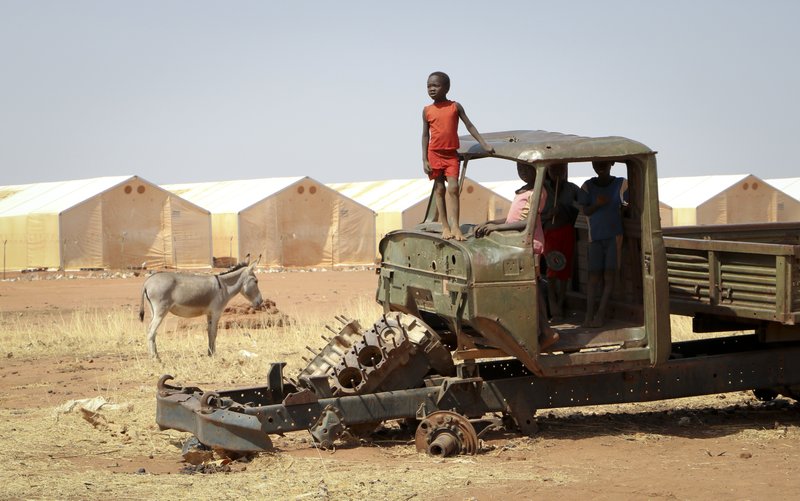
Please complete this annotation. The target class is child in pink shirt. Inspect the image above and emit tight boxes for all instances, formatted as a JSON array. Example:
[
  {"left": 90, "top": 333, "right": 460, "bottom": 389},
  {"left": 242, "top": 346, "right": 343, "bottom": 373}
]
[
  {"left": 474, "top": 163, "right": 546, "bottom": 255},
  {"left": 474, "top": 163, "right": 558, "bottom": 350}
]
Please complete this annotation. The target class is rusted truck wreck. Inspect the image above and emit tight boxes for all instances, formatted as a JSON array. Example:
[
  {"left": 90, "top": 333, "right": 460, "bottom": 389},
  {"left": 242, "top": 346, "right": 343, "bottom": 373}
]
[{"left": 157, "top": 131, "right": 800, "bottom": 457}]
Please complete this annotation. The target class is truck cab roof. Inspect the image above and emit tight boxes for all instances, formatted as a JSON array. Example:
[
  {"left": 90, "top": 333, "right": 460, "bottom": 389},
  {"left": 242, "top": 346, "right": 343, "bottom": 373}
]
[{"left": 458, "top": 130, "right": 654, "bottom": 163}]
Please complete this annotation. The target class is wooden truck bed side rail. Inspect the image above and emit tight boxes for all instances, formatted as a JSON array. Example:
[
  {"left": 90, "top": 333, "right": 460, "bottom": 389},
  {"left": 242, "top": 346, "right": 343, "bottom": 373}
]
[{"left": 664, "top": 236, "right": 800, "bottom": 325}]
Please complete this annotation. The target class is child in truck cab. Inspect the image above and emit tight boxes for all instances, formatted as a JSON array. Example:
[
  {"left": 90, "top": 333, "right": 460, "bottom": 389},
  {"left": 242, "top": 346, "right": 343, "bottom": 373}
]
[
  {"left": 542, "top": 163, "right": 581, "bottom": 321},
  {"left": 422, "top": 71, "right": 494, "bottom": 241},
  {"left": 579, "top": 160, "right": 629, "bottom": 328},
  {"left": 474, "top": 162, "right": 559, "bottom": 350},
  {"left": 474, "top": 162, "right": 546, "bottom": 247}
]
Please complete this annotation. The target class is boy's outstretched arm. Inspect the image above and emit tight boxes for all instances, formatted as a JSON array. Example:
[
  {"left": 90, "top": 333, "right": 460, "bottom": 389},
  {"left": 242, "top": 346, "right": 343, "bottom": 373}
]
[
  {"left": 456, "top": 102, "right": 495, "bottom": 154},
  {"left": 475, "top": 220, "right": 526, "bottom": 237},
  {"left": 421, "top": 109, "right": 432, "bottom": 175}
]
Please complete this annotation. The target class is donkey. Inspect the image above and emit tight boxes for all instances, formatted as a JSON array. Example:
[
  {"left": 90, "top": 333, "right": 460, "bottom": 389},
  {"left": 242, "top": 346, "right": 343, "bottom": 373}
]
[{"left": 138, "top": 255, "right": 263, "bottom": 359}]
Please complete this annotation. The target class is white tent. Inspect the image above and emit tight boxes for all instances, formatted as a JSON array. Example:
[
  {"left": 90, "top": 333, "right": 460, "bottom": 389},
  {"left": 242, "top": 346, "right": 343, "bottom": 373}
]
[
  {"left": 484, "top": 176, "right": 676, "bottom": 227},
  {"left": 328, "top": 178, "right": 510, "bottom": 253},
  {"left": 766, "top": 177, "right": 800, "bottom": 202},
  {"left": 658, "top": 174, "right": 800, "bottom": 226},
  {"left": 165, "top": 177, "right": 375, "bottom": 268},
  {"left": 657, "top": 201, "right": 674, "bottom": 228},
  {"left": 480, "top": 180, "right": 522, "bottom": 203},
  {"left": 482, "top": 176, "right": 590, "bottom": 201},
  {"left": 0, "top": 176, "right": 211, "bottom": 271}
]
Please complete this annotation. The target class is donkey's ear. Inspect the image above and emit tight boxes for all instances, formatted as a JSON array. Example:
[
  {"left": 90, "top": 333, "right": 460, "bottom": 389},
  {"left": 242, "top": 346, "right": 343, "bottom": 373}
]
[
  {"left": 243, "top": 253, "right": 251, "bottom": 265},
  {"left": 251, "top": 254, "right": 262, "bottom": 267}
]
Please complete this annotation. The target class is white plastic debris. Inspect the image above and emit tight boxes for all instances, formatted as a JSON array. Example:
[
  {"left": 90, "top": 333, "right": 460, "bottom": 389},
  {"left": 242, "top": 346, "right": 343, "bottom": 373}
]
[{"left": 56, "top": 396, "right": 131, "bottom": 414}]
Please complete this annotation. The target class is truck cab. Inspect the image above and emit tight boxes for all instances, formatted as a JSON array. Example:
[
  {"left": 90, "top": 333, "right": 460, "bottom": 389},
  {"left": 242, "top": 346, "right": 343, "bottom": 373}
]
[{"left": 377, "top": 130, "right": 671, "bottom": 376}]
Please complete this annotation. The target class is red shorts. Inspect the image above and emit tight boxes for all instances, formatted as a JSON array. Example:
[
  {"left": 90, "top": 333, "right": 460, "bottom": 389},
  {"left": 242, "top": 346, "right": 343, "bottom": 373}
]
[
  {"left": 427, "top": 149, "right": 460, "bottom": 180},
  {"left": 544, "top": 224, "right": 575, "bottom": 280}
]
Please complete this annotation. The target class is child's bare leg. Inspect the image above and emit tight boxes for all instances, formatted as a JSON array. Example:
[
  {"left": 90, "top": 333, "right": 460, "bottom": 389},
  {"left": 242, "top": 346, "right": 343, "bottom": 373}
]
[
  {"left": 434, "top": 177, "right": 452, "bottom": 239},
  {"left": 582, "top": 273, "right": 600, "bottom": 327},
  {"left": 591, "top": 269, "right": 615, "bottom": 327},
  {"left": 445, "top": 176, "right": 465, "bottom": 240},
  {"left": 547, "top": 277, "right": 562, "bottom": 320},
  {"left": 556, "top": 279, "right": 569, "bottom": 317},
  {"left": 538, "top": 291, "right": 559, "bottom": 350}
]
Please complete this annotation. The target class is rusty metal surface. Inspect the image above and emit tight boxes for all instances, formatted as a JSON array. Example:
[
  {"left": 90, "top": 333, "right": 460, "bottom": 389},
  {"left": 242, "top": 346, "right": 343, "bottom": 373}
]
[
  {"left": 665, "top": 222, "right": 800, "bottom": 244},
  {"left": 457, "top": 130, "right": 653, "bottom": 162},
  {"left": 378, "top": 231, "right": 546, "bottom": 375},
  {"left": 297, "top": 312, "right": 454, "bottom": 397},
  {"left": 295, "top": 315, "right": 363, "bottom": 390},
  {"left": 414, "top": 411, "right": 478, "bottom": 457},
  {"left": 665, "top": 234, "right": 800, "bottom": 325},
  {"left": 156, "top": 338, "right": 800, "bottom": 453},
  {"left": 665, "top": 236, "right": 800, "bottom": 256}
]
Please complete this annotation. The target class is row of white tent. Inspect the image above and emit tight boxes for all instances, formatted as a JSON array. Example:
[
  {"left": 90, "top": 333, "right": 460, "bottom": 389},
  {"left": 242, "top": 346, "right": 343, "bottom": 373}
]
[
  {"left": 1, "top": 174, "right": 799, "bottom": 271},
  {"left": 484, "top": 174, "right": 800, "bottom": 228}
]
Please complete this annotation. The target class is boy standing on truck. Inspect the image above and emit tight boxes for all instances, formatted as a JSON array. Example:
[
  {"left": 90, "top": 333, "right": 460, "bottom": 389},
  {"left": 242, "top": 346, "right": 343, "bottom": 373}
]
[
  {"left": 579, "top": 161, "right": 628, "bottom": 328},
  {"left": 423, "top": 71, "right": 494, "bottom": 240}
]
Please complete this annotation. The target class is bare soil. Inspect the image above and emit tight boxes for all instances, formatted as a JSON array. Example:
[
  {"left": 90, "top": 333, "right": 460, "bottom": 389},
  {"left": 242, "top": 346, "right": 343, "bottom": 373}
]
[{"left": 2, "top": 269, "right": 800, "bottom": 500}]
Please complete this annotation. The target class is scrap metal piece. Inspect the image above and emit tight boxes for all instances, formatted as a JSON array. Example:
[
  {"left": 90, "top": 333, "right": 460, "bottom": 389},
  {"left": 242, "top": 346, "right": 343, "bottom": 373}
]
[
  {"left": 298, "top": 312, "right": 454, "bottom": 399},
  {"left": 310, "top": 405, "right": 345, "bottom": 449},
  {"left": 199, "top": 391, "right": 222, "bottom": 413},
  {"left": 181, "top": 436, "right": 213, "bottom": 465},
  {"left": 414, "top": 410, "right": 478, "bottom": 457},
  {"left": 327, "top": 313, "right": 420, "bottom": 396},
  {"left": 282, "top": 389, "right": 318, "bottom": 406},
  {"left": 296, "top": 316, "right": 363, "bottom": 387},
  {"left": 158, "top": 374, "right": 178, "bottom": 394},
  {"left": 294, "top": 312, "right": 455, "bottom": 448}
]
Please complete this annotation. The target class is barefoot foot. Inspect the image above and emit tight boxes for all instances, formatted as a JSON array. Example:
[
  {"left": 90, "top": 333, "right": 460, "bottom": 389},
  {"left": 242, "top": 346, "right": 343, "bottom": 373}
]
[{"left": 588, "top": 316, "right": 605, "bottom": 328}]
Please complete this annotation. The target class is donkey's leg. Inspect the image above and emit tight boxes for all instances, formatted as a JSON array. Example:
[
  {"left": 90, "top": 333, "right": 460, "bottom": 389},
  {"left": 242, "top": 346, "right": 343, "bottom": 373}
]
[
  {"left": 147, "top": 310, "right": 167, "bottom": 360},
  {"left": 207, "top": 312, "right": 221, "bottom": 356}
]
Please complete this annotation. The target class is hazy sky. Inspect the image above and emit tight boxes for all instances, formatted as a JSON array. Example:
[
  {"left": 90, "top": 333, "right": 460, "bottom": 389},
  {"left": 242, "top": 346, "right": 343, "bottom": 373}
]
[{"left": 1, "top": 1, "right": 798, "bottom": 185}]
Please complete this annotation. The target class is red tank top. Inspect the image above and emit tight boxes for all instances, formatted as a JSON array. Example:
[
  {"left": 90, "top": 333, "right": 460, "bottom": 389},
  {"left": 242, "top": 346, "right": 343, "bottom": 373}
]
[{"left": 425, "top": 101, "right": 460, "bottom": 150}]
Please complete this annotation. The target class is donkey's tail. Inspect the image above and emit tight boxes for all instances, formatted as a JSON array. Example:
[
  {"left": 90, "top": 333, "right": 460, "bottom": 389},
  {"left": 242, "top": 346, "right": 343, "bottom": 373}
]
[{"left": 139, "top": 287, "right": 148, "bottom": 322}]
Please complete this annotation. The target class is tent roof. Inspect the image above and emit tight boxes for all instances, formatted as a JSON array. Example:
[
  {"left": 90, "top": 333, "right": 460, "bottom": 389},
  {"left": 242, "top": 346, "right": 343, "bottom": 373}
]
[
  {"left": 327, "top": 179, "right": 434, "bottom": 212},
  {"left": 766, "top": 177, "right": 800, "bottom": 201},
  {"left": 657, "top": 174, "right": 752, "bottom": 208},
  {"left": 327, "top": 177, "right": 502, "bottom": 213},
  {"left": 459, "top": 130, "right": 654, "bottom": 162},
  {"left": 483, "top": 177, "right": 590, "bottom": 201},
  {"left": 163, "top": 176, "right": 307, "bottom": 213},
  {"left": 0, "top": 176, "right": 136, "bottom": 216}
]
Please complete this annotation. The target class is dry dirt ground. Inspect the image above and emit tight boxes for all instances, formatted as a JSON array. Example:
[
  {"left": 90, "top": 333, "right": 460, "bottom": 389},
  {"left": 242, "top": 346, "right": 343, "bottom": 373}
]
[{"left": 2, "top": 269, "right": 800, "bottom": 500}]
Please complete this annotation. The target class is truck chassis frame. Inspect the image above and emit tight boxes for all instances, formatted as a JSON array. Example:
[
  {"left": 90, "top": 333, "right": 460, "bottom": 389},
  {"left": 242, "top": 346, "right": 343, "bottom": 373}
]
[{"left": 157, "top": 334, "right": 800, "bottom": 453}]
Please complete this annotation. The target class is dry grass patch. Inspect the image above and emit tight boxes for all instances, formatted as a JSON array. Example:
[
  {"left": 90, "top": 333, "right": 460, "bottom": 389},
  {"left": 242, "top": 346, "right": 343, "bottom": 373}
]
[
  {"left": 3, "top": 294, "right": 798, "bottom": 499},
  {"left": 1, "top": 295, "right": 382, "bottom": 377},
  {"left": 0, "top": 297, "right": 409, "bottom": 499},
  {"left": 0, "top": 292, "right": 582, "bottom": 499}
]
